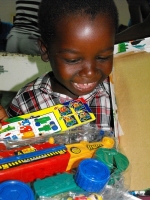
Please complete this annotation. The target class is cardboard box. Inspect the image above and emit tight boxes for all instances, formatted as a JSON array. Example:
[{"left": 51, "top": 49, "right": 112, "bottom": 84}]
[{"left": 112, "top": 47, "right": 150, "bottom": 190}]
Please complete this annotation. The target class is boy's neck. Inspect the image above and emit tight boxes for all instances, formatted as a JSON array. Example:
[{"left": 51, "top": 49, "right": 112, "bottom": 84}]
[{"left": 50, "top": 72, "right": 79, "bottom": 99}]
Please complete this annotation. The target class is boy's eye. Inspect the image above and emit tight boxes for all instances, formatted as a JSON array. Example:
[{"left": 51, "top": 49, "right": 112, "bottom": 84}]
[
  {"left": 64, "top": 58, "right": 81, "bottom": 64},
  {"left": 96, "top": 55, "right": 112, "bottom": 61}
]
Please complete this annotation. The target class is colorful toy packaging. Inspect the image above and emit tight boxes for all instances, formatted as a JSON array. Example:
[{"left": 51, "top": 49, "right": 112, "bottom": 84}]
[
  {"left": 0, "top": 96, "right": 139, "bottom": 200},
  {"left": 0, "top": 98, "right": 95, "bottom": 141}
]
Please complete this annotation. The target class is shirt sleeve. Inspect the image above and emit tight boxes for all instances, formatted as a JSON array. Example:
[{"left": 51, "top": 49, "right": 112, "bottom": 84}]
[{"left": 7, "top": 96, "right": 24, "bottom": 117}]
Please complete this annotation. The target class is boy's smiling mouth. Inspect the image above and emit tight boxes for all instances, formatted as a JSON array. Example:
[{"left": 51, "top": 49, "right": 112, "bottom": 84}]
[{"left": 72, "top": 82, "right": 97, "bottom": 92}]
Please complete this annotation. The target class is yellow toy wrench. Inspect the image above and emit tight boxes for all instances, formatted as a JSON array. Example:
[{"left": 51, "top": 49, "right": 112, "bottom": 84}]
[{"left": 65, "top": 137, "right": 114, "bottom": 171}]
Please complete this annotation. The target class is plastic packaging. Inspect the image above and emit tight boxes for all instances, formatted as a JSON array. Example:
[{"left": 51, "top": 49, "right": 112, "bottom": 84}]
[
  {"left": 38, "top": 184, "right": 138, "bottom": 200},
  {"left": 0, "top": 124, "right": 114, "bottom": 149},
  {"left": 38, "top": 191, "right": 103, "bottom": 200}
]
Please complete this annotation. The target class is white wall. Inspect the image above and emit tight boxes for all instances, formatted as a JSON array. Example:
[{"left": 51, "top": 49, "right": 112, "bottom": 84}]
[
  {"left": 0, "top": 0, "right": 15, "bottom": 23},
  {"left": 0, "top": 53, "right": 50, "bottom": 91},
  {"left": 114, "top": 0, "right": 130, "bottom": 25}
]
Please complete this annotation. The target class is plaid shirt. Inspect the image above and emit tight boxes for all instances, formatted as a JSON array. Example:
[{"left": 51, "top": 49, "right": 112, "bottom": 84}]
[{"left": 7, "top": 72, "right": 112, "bottom": 128}]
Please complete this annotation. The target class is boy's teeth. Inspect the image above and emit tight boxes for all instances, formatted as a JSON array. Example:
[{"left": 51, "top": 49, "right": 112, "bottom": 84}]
[{"left": 74, "top": 82, "right": 95, "bottom": 88}]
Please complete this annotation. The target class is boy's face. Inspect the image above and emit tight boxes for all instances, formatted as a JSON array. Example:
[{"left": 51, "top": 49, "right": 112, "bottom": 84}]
[{"left": 44, "top": 14, "right": 115, "bottom": 98}]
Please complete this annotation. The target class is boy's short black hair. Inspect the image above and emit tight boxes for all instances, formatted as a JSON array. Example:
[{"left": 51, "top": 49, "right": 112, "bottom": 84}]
[{"left": 39, "top": 0, "right": 118, "bottom": 47}]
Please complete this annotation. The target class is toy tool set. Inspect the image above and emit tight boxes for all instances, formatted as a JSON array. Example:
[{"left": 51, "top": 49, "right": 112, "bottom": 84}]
[
  {"left": 0, "top": 98, "right": 133, "bottom": 200},
  {"left": 0, "top": 98, "right": 95, "bottom": 141},
  {"left": 0, "top": 136, "right": 114, "bottom": 183}
]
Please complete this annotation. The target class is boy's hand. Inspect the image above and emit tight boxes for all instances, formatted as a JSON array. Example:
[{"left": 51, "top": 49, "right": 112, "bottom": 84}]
[{"left": 0, "top": 105, "right": 8, "bottom": 128}]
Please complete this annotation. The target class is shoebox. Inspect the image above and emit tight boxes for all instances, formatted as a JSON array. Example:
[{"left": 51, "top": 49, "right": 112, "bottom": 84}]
[{"left": 111, "top": 37, "right": 150, "bottom": 190}]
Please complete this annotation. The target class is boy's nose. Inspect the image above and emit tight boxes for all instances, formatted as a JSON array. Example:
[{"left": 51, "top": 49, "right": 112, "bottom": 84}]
[{"left": 79, "top": 61, "right": 98, "bottom": 78}]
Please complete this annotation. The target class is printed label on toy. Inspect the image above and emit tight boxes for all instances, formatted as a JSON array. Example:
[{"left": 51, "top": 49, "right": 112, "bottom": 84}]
[{"left": 0, "top": 113, "right": 61, "bottom": 140}]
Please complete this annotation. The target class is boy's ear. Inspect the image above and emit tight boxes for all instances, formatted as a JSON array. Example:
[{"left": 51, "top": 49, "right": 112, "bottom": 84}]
[{"left": 38, "top": 38, "right": 49, "bottom": 62}]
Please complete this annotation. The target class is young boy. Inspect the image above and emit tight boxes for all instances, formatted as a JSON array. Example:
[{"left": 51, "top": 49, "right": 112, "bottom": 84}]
[{"left": 0, "top": 0, "right": 118, "bottom": 129}]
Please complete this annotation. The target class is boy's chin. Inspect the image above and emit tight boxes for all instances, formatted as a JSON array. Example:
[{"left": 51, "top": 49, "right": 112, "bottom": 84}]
[{"left": 70, "top": 89, "right": 93, "bottom": 98}]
